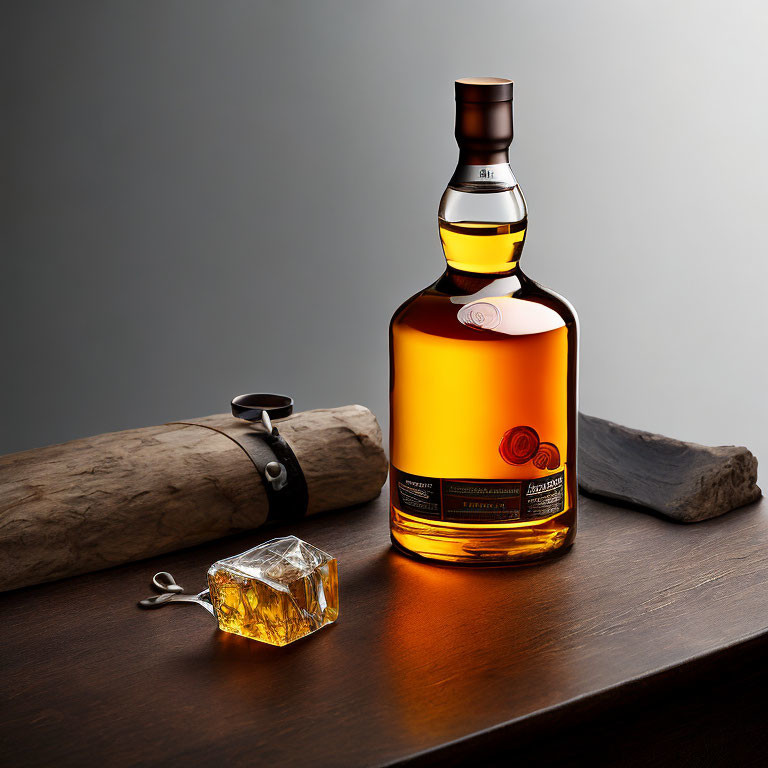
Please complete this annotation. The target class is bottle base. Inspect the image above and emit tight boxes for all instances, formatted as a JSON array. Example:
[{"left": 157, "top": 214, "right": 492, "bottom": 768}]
[{"left": 390, "top": 506, "right": 576, "bottom": 566}]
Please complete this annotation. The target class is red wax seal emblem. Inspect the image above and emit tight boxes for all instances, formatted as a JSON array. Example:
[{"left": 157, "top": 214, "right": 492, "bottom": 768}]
[
  {"left": 499, "top": 426, "right": 540, "bottom": 465},
  {"left": 532, "top": 442, "right": 561, "bottom": 470}
]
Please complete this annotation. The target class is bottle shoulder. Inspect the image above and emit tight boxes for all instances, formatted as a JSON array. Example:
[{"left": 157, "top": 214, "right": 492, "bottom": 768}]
[
  {"left": 391, "top": 270, "right": 577, "bottom": 339},
  {"left": 517, "top": 277, "right": 579, "bottom": 328}
]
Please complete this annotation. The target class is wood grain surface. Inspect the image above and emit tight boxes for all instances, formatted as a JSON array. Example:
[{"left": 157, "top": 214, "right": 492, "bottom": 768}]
[{"left": 1, "top": 488, "right": 768, "bottom": 767}]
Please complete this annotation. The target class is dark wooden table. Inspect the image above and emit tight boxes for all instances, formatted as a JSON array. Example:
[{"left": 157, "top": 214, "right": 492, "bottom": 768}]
[{"left": 2, "top": 487, "right": 768, "bottom": 767}]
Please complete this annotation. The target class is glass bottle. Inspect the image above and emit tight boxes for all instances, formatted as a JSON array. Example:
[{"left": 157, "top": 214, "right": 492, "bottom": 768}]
[{"left": 389, "top": 78, "right": 578, "bottom": 565}]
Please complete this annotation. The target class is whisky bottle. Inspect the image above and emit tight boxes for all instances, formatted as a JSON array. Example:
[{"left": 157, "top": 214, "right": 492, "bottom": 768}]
[{"left": 389, "top": 77, "right": 578, "bottom": 565}]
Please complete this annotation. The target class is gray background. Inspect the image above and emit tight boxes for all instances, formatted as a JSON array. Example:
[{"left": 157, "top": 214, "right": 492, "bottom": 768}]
[{"left": 3, "top": 0, "right": 767, "bottom": 472}]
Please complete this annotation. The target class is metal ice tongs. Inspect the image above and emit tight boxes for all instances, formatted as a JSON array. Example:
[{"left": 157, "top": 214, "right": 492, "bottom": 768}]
[{"left": 138, "top": 571, "right": 214, "bottom": 615}]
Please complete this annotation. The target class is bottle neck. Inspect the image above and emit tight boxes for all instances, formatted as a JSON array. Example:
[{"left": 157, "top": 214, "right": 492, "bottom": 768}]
[
  {"left": 438, "top": 161, "right": 528, "bottom": 276},
  {"left": 457, "top": 146, "right": 510, "bottom": 166},
  {"left": 448, "top": 161, "right": 517, "bottom": 189}
]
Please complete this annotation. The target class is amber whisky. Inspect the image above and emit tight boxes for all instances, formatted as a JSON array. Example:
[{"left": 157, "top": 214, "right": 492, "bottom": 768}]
[{"left": 389, "top": 77, "right": 578, "bottom": 564}]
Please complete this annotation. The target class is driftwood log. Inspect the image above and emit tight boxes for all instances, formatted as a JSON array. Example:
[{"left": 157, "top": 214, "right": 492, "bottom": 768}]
[
  {"left": 579, "top": 413, "right": 761, "bottom": 522},
  {"left": 0, "top": 405, "right": 388, "bottom": 592}
]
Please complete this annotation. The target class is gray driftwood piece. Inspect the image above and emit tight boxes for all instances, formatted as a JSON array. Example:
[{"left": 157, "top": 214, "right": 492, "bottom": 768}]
[
  {"left": 0, "top": 405, "right": 388, "bottom": 593},
  {"left": 579, "top": 413, "right": 761, "bottom": 522}
]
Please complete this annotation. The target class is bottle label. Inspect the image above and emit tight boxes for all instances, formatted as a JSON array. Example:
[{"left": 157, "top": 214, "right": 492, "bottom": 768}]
[{"left": 392, "top": 467, "right": 565, "bottom": 524}]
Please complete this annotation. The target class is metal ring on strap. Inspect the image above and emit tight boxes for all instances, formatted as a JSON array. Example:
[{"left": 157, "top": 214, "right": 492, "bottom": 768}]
[{"left": 230, "top": 393, "right": 308, "bottom": 522}]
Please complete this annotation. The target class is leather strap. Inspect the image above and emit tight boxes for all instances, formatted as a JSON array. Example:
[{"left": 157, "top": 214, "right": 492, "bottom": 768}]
[
  {"left": 238, "top": 428, "right": 309, "bottom": 523},
  {"left": 168, "top": 419, "right": 309, "bottom": 523}
]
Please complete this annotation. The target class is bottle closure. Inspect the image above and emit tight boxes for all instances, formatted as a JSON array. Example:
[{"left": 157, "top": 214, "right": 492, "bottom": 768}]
[{"left": 455, "top": 77, "right": 514, "bottom": 165}]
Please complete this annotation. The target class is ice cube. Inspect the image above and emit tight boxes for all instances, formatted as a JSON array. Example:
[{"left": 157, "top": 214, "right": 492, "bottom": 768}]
[{"left": 207, "top": 536, "right": 339, "bottom": 646}]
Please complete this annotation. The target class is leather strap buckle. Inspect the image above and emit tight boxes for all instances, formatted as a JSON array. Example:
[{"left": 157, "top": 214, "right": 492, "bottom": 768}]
[{"left": 231, "top": 393, "right": 308, "bottom": 522}]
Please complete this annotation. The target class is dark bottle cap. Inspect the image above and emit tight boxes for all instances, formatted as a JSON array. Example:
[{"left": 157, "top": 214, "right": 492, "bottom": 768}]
[
  {"left": 455, "top": 77, "right": 513, "bottom": 104},
  {"left": 454, "top": 77, "right": 514, "bottom": 165}
]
